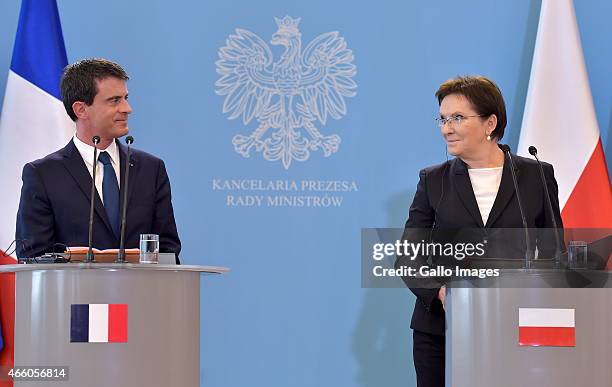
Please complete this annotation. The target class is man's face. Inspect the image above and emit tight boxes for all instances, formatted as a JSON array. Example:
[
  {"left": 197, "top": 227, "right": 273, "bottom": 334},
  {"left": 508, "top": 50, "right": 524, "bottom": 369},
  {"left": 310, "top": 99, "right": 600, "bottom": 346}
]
[{"left": 85, "top": 77, "right": 132, "bottom": 139}]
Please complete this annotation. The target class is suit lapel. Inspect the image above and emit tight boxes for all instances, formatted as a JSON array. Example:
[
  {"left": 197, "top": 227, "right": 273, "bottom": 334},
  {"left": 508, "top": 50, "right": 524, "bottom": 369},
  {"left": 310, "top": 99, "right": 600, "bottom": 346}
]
[
  {"left": 485, "top": 151, "right": 518, "bottom": 228},
  {"left": 451, "top": 158, "right": 485, "bottom": 228},
  {"left": 59, "top": 140, "right": 114, "bottom": 235}
]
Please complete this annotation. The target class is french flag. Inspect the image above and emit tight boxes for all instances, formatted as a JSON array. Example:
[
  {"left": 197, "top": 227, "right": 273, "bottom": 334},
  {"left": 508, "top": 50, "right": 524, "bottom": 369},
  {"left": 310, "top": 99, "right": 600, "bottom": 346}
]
[
  {"left": 0, "top": 0, "right": 75, "bottom": 257},
  {"left": 518, "top": 0, "right": 611, "bottom": 230},
  {"left": 0, "top": 0, "right": 74, "bottom": 377},
  {"left": 71, "top": 304, "right": 128, "bottom": 343},
  {"left": 518, "top": 308, "right": 575, "bottom": 347}
]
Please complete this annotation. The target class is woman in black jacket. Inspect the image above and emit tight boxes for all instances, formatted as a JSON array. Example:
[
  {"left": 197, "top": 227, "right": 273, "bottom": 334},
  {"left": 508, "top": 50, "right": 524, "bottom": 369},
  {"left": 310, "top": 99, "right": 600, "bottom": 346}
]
[{"left": 398, "top": 75, "right": 563, "bottom": 387}]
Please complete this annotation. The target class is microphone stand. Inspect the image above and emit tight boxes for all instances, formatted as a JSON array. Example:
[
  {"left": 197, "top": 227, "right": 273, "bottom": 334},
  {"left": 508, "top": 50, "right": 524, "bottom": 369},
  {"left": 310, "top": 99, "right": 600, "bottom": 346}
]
[
  {"left": 86, "top": 136, "right": 101, "bottom": 263},
  {"left": 501, "top": 145, "right": 534, "bottom": 269},
  {"left": 529, "top": 146, "right": 562, "bottom": 269},
  {"left": 116, "top": 136, "right": 134, "bottom": 263}
]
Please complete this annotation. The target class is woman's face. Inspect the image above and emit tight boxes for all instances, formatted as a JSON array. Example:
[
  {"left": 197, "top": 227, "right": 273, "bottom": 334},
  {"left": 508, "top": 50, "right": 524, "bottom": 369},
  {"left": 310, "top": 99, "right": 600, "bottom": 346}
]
[{"left": 439, "top": 93, "right": 495, "bottom": 159}]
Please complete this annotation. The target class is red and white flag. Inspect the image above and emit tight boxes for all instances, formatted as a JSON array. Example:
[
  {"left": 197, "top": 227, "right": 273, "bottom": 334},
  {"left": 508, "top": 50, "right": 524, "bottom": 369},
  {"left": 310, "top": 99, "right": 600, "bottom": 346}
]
[
  {"left": 517, "top": 0, "right": 612, "bottom": 229},
  {"left": 518, "top": 308, "right": 575, "bottom": 347}
]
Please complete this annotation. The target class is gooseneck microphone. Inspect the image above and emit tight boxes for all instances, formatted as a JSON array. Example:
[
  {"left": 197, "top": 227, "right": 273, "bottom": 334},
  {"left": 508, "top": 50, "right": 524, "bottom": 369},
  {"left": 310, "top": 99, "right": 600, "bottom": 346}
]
[
  {"left": 528, "top": 146, "right": 562, "bottom": 268},
  {"left": 86, "top": 136, "right": 101, "bottom": 263},
  {"left": 500, "top": 144, "right": 534, "bottom": 269},
  {"left": 116, "top": 136, "right": 134, "bottom": 263}
]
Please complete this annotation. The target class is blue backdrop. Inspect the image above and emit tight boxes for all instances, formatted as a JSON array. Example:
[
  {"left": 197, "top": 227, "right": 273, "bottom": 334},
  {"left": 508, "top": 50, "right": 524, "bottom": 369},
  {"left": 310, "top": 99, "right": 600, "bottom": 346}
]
[{"left": 1, "top": 1, "right": 611, "bottom": 386}]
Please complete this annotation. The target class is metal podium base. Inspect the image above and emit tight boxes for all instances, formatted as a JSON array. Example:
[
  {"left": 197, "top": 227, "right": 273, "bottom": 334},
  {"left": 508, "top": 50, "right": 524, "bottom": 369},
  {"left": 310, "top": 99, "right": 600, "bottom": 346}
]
[{"left": 2, "top": 263, "right": 227, "bottom": 387}]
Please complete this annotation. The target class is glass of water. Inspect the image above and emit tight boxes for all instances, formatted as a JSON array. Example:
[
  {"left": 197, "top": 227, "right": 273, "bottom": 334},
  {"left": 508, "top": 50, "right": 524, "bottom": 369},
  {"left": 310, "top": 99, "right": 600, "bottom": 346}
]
[
  {"left": 139, "top": 234, "right": 159, "bottom": 264},
  {"left": 568, "top": 241, "right": 587, "bottom": 269}
]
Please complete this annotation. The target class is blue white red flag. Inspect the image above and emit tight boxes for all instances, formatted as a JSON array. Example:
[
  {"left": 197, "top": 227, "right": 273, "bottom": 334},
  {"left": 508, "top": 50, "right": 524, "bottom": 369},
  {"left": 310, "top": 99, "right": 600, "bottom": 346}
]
[
  {"left": 0, "top": 0, "right": 73, "bottom": 371},
  {"left": 71, "top": 304, "right": 129, "bottom": 343},
  {"left": 0, "top": 0, "right": 74, "bottom": 256}
]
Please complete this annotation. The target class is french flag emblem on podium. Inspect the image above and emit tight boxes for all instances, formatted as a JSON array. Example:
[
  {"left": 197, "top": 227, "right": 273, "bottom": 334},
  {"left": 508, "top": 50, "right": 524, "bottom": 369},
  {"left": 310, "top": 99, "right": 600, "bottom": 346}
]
[
  {"left": 71, "top": 304, "right": 128, "bottom": 343},
  {"left": 518, "top": 308, "right": 575, "bottom": 347}
]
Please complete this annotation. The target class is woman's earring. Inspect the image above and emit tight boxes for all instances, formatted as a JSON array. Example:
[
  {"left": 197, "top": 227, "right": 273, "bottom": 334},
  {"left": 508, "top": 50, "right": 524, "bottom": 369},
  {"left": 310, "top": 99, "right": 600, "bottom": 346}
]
[{"left": 487, "top": 134, "right": 492, "bottom": 141}]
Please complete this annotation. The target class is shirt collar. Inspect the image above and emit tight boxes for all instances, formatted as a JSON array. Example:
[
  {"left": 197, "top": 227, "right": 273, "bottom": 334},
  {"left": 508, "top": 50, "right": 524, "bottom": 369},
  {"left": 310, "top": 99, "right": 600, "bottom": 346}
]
[{"left": 73, "top": 134, "right": 120, "bottom": 167}]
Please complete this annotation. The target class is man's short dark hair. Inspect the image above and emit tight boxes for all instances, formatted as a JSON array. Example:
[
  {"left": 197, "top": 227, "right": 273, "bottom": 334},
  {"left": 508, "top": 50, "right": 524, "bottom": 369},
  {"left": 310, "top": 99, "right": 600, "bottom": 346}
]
[
  {"left": 435, "top": 75, "right": 507, "bottom": 140},
  {"left": 60, "top": 58, "right": 129, "bottom": 121}
]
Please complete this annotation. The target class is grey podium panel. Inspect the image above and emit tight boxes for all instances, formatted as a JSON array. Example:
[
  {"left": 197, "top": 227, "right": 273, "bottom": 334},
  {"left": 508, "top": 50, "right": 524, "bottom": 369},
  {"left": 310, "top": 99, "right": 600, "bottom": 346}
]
[
  {"left": 447, "top": 287, "right": 612, "bottom": 387},
  {"left": 2, "top": 264, "right": 228, "bottom": 387}
]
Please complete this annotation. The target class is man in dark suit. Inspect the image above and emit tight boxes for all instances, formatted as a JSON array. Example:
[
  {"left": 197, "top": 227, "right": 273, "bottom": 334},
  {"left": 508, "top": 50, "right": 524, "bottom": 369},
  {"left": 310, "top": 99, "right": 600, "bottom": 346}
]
[{"left": 16, "top": 58, "right": 181, "bottom": 263}]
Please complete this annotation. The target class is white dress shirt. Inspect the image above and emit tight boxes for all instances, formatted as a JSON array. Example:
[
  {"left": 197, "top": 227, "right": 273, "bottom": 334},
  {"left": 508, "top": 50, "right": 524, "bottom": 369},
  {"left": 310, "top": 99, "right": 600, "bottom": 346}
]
[
  {"left": 467, "top": 167, "right": 503, "bottom": 225},
  {"left": 73, "top": 134, "right": 121, "bottom": 204}
]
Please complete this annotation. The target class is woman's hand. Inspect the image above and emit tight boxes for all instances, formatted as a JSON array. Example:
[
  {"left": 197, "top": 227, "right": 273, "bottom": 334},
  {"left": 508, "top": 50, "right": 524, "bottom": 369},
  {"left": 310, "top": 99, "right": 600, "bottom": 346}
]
[{"left": 438, "top": 285, "right": 447, "bottom": 310}]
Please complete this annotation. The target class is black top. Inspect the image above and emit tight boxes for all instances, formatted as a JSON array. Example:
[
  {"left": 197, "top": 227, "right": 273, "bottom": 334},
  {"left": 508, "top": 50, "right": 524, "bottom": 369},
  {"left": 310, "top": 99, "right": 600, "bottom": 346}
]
[{"left": 396, "top": 148, "right": 563, "bottom": 335}]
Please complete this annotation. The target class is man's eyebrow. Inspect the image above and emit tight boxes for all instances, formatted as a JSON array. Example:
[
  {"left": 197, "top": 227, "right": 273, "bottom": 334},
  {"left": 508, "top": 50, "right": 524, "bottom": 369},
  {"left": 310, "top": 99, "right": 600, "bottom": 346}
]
[{"left": 105, "top": 94, "right": 128, "bottom": 101}]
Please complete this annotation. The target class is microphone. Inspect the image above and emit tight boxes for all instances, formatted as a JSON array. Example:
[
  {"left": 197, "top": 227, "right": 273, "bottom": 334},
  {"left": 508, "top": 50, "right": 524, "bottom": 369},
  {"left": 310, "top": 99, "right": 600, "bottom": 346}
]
[
  {"left": 528, "top": 146, "right": 562, "bottom": 268},
  {"left": 86, "top": 135, "right": 101, "bottom": 263},
  {"left": 116, "top": 136, "right": 134, "bottom": 263},
  {"left": 500, "top": 144, "right": 534, "bottom": 268}
]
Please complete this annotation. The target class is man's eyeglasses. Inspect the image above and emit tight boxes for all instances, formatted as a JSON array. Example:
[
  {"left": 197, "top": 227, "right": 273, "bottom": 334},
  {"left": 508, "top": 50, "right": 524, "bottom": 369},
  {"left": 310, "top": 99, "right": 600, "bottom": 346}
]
[{"left": 435, "top": 114, "right": 483, "bottom": 128}]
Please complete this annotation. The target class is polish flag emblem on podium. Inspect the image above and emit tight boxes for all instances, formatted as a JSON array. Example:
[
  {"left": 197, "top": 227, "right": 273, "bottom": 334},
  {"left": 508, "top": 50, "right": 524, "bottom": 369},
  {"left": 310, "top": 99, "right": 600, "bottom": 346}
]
[{"left": 518, "top": 308, "right": 575, "bottom": 347}]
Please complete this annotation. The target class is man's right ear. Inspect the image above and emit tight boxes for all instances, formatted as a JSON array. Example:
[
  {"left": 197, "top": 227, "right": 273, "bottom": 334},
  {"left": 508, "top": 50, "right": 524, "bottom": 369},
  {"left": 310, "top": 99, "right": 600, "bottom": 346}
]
[{"left": 72, "top": 101, "right": 87, "bottom": 120}]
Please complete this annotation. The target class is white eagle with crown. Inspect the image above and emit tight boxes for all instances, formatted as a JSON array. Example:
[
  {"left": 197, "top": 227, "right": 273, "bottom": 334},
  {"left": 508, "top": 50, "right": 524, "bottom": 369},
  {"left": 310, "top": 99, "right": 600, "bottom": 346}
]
[{"left": 215, "top": 16, "right": 357, "bottom": 169}]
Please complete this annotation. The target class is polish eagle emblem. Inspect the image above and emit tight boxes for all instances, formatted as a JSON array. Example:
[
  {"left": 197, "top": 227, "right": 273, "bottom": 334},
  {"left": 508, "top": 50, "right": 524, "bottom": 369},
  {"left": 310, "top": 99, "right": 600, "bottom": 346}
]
[{"left": 215, "top": 16, "right": 357, "bottom": 169}]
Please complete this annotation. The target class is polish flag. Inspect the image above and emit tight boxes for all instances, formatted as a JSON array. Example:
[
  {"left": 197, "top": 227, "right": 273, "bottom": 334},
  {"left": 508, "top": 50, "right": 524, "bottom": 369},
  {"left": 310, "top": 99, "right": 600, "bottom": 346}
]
[
  {"left": 70, "top": 304, "right": 128, "bottom": 343},
  {"left": 517, "top": 0, "right": 612, "bottom": 229},
  {"left": 518, "top": 308, "right": 575, "bottom": 347}
]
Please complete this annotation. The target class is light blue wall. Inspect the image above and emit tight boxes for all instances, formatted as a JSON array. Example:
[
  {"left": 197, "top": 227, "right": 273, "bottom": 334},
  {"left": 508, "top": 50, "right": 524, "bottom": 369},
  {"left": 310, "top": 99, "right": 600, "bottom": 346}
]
[{"left": 1, "top": 1, "right": 611, "bottom": 386}]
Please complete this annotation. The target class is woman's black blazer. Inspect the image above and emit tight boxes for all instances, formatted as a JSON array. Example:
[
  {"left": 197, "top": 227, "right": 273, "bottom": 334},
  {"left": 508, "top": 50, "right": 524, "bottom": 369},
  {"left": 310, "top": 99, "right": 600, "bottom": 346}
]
[{"left": 397, "top": 149, "right": 564, "bottom": 335}]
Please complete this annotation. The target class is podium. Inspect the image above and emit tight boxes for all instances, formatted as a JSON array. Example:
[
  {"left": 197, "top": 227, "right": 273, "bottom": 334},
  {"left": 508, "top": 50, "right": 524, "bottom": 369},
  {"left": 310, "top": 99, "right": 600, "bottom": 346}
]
[
  {"left": 446, "top": 269, "right": 612, "bottom": 387},
  {"left": 0, "top": 263, "right": 227, "bottom": 387}
]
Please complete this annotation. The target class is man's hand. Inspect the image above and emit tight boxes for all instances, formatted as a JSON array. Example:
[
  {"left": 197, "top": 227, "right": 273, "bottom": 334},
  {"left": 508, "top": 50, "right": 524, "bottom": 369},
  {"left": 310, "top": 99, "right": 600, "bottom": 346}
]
[{"left": 438, "top": 286, "right": 446, "bottom": 310}]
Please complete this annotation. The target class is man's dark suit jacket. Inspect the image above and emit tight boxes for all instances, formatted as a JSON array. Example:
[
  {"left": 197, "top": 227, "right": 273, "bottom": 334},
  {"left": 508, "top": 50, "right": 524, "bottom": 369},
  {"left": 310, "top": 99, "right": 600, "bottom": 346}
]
[
  {"left": 397, "top": 149, "right": 563, "bottom": 335},
  {"left": 15, "top": 139, "right": 181, "bottom": 263}
]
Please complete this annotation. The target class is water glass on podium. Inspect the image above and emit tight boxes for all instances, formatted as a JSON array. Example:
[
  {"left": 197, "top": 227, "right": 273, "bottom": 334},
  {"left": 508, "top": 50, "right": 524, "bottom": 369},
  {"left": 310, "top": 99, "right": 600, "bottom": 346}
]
[
  {"left": 568, "top": 241, "right": 587, "bottom": 269},
  {"left": 139, "top": 234, "right": 159, "bottom": 263}
]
